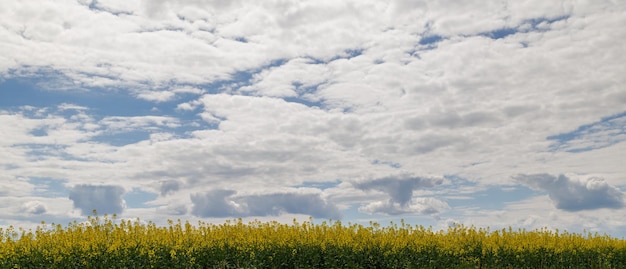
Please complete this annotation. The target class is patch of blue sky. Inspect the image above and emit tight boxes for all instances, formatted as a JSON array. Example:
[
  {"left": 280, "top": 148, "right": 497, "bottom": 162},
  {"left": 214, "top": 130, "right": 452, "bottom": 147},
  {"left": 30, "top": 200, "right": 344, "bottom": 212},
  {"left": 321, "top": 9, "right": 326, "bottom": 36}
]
[
  {"left": 90, "top": 130, "right": 153, "bottom": 147},
  {"left": 1, "top": 75, "right": 219, "bottom": 139},
  {"left": 28, "top": 177, "right": 68, "bottom": 198},
  {"left": 414, "top": 35, "right": 444, "bottom": 53},
  {"left": 3, "top": 69, "right": 210, "bottom": 116},
  {"left": 547, "top": 111, "right": 626, "bottom": 152},
  {"left": 482, "top": 28, "right": 518, "bottom": 39},
  {"left": 480, "top": 15, "right": 570, "bottom": 40},
  {"left": 419, "top": 34, "right": 443, "bottom": 45},
  {"left": 414, "top": 20, "right": 444, "bottom": 50},
  {"left": 457, "top": 186, "right": 535, "bottom": 210},
  {"left": 29, "top": 127, "right": 48, "bottom": 137},
  {"left": 124, "top": 188, "right": 159, "bottom": 209},
  {"left": 0, "top": 78, "right": 156, "bottom": 117},
  {"left": 283, "top": 96, "right": 324, "bottom": 108},
  {"left": 0, "top": 78, "right": 80, "bottom": 109},
  {"left": 439, "top": 175, "right": 535, "bottom": 210},
  {"left": 524, "top": 15, "right": 570, "bottom": 29}
]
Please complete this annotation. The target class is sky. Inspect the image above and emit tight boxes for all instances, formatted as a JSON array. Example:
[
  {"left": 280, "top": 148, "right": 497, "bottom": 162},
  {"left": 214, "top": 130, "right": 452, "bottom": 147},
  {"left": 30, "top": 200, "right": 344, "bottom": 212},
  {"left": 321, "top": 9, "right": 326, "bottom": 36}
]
[{"left": 1, "top": 0, "right": 626, "bottom": 237}]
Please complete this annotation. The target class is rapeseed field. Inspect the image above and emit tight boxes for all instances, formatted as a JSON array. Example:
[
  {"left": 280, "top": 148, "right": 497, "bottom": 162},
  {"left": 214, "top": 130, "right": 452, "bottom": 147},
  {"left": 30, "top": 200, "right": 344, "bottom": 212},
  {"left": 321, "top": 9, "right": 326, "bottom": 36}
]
[{"left": 1, "top": 213, "right": 625, "bottom": 268}]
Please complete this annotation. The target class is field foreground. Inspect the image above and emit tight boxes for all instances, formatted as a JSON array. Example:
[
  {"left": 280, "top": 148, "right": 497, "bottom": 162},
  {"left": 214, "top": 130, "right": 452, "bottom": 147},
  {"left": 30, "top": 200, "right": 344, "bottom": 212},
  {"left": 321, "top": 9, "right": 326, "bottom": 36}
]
[{"left": 1, "top": 214, "right": 625, "bottom": 268}]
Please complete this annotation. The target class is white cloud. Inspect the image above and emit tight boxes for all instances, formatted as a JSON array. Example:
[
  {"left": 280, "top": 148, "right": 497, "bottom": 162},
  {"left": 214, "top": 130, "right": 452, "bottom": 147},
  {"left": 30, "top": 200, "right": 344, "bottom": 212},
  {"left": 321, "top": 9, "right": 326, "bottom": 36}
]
[
  {"left": 350, "top": 174, "right": 447, "bottom": 216},
  {"left": 353, "top": 174, "right": 444, "bottom": 206},
  {"left": 0, "top": 196, "right": 78, "bottom": 232},
  {"left": 242, "top": 192, "right": 341, "bottom": 219},
  {"left": 190, "top": 189, "right": 341, "bottom": 219},
  {"left": 21, "top": 200, "right": 47, "bottom": 215},
  {"left": 135, "top": 91, "right": 177, "bottom": 103},
  {"left": 99, "top": 116, "right": 180, "bottom": 131},
  {"left": 239, "top": 57, "right": 331, "bottom": 98},
  {"left": 89, "top": 0, "right": 141, "bottom": 15},
  {"left": 514, "top": 173, "right": 624, "bottom": 211},
  {"left": 0, "top": 177, "right": 35, "bottom": 197},
  {"left": 173, "top": 86, "right": 204, "bottom": 95},
  {"left": 359, "top": 197, "right": 449, "bottom": 216},
  {"left": 176, "top": 101, "right": 200, "bottom": 111},
  {"left": 57, "top": 103, "right": 89, "bottom": 111},
  {"left": 190, "top": 189, "right": 238, "bottom": 218},
  {"left": 68, "top": 184, "right": 126, "bottom": 215}
]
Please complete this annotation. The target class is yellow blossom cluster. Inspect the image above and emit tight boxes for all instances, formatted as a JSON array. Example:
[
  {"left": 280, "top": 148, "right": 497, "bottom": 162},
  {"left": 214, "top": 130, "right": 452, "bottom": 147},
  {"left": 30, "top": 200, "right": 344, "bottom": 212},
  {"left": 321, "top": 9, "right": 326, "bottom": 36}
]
[{"left": 1, "top": 214, "right": 625, "bottom": 268}]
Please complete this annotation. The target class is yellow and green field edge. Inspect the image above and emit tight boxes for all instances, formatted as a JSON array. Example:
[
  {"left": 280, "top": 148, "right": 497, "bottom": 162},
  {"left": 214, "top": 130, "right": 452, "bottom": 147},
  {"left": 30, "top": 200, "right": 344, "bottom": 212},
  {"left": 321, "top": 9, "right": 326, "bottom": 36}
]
[{"left": 1, "top": 214, "right": 625, "bottom": 268}]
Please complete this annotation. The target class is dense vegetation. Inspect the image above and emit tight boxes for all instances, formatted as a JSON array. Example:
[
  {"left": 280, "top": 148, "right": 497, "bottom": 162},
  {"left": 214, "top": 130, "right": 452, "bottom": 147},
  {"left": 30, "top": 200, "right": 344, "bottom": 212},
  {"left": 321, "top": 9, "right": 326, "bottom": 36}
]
[{"left": 1, "top": 213, "right": 625, "bottom": 268}]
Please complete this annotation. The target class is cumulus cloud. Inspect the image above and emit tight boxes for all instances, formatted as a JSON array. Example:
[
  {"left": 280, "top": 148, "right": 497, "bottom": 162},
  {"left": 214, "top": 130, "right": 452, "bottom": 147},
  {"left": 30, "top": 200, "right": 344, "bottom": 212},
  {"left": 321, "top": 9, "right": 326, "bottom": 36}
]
[
  {"left": 57, "top": 103, "right": 89, "bottom": 111},
  {"left": 243, "top": 193, "right": 341, "bottom": 219},
  {"left": 191, "top": 189, "right": 341, "bottom": 219},
  {"left": 69, "top": 185, "right": 126, "bottom": 215},
  {"left": 190, "top": 190, "right": 239, "bottom": 218},
  {"left": 359, "top": 197, "right": 449, "bottom": 216},
  {"left": 354, "top": 174, "right": 444, "bottom": 206},
  {"left": 514, "top": 174, "right": 624, "bottom": 211},
  {"left": 100, "top": 116, "right": 180, "bottom": 131},
  {"left": 21, "top": 201, "right": 47, "bottom": 215},
  {"left": 160, "top": 180, "right": 181, "bottom": 196},
  {"left": 353, "top": 174, "right": 447, "bottom": 216},
  {"left": 135, "top": 91, "right": 177, "bottom": 103}
]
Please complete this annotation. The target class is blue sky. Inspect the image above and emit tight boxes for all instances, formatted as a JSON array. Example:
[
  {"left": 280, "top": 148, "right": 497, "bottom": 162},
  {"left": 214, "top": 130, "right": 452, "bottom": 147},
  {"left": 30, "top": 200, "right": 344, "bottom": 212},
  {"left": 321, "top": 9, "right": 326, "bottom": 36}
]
[{"left": 1, "top": 0, "right": 626, "bottom": 237}]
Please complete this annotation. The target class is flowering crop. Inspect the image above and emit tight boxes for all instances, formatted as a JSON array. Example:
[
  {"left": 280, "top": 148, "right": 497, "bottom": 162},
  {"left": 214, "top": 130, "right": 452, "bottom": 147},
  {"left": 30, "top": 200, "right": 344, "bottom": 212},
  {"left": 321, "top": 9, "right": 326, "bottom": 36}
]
[{"left": 1, "top": 214, "right": 625, "bottom": 268}]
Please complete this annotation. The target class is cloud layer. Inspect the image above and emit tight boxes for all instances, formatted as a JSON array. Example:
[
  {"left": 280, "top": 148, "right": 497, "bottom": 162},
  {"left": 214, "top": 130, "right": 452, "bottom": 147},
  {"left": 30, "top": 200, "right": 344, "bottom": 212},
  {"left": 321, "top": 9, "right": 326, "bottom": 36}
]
[{"left": 1, "top": 0, "right": 625, "bottom": 236}]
